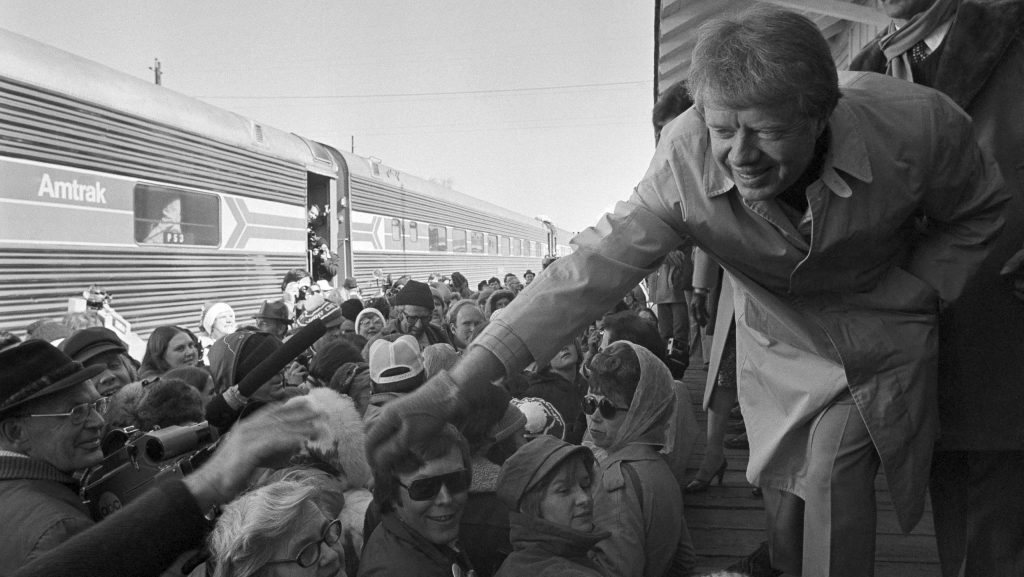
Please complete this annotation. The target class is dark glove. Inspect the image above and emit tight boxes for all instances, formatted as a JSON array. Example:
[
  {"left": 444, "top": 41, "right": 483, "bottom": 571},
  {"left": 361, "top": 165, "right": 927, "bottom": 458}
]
[
  {"left": 690, "top": 291, "right": 710, "bottom": 327},
  {"left": 365, "top": 371, "right": 464, "bottom": 468}
]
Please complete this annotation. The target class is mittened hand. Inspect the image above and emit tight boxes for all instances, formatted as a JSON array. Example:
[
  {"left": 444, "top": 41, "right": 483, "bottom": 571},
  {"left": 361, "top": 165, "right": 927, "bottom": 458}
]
[{"left": 295, "top": 298, "right": 339, "bottom": 328}]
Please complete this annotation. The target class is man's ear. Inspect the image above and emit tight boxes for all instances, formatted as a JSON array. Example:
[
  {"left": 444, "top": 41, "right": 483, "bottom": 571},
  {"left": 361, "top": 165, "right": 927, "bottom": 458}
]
[{"left": 0, "top": 417, "right": 31, "bottom": 452}]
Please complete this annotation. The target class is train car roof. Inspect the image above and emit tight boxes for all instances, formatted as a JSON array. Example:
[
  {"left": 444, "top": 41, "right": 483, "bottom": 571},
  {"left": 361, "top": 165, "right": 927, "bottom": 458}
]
[
  {"left": 0, "top": 27, "right": 329, "bottom": 170},
  {"left": 335, "top": 147, "right": 575, "bottom": 237}
]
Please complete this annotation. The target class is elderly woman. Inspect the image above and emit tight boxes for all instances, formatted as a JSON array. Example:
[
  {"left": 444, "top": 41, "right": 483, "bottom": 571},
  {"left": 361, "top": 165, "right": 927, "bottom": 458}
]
[
  {"left": 197, "top": 302, "right": 237, "bottom": 363},
  {"left": 584, "top": 341, "right": 684, "bottom": 577},
  {"left": 359, "top": 420, "right": 474, "bottom": 576},
  {"left": 355, "top": 308, "right": 386, "bottom": 340},
  {"left": 139, "top": 325, "right": 200, "bottom": 379},
  {"left": 494, "top": 437, "right": 608, "bottom": 577},
  {"left": 207, "top": 473, "right": 347, "bottom": 577}
]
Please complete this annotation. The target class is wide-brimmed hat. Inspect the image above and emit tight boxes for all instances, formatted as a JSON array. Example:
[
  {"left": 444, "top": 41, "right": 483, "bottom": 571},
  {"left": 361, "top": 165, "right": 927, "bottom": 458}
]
[
  {"left": 254, "top": 300, "right": 292, "bottom": 324},
  {"left": 60, "top": 327, "right": 128, "bottom": 364},
  {"left": 0, "top": 340, "right": 105, "bottom": 416}
]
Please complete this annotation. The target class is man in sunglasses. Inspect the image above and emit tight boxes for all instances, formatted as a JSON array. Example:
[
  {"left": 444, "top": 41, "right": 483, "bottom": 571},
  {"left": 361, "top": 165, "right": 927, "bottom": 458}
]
[{"left": 0, "top": 340, "right": 108, "bottom": 574}]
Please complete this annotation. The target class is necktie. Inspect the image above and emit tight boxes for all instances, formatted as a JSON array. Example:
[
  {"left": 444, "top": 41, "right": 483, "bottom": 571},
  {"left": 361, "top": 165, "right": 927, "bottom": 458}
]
[{"left": 910, "top": 40, "right": 931, "bottom": 64}]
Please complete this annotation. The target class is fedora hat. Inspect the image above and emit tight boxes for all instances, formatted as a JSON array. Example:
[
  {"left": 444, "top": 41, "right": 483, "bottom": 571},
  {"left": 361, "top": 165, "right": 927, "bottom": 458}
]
[
  {"left": 253, "top": 300, "right": 292, "bottom": 324},
  {"left": 0, "top": 340, "right": 105, "bottom": 416}
]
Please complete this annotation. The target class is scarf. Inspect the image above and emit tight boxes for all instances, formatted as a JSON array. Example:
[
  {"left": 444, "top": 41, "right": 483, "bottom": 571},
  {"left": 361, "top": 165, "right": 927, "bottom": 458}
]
[
  {"left": 878, "top": 0, "right": 958, "bottom": 81},
  {"left": 607, "top": 342, "right": 677, "bottom": 454}
]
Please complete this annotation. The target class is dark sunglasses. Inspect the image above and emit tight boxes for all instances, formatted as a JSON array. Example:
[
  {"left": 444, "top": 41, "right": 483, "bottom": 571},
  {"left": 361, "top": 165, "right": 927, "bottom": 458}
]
[
  {"left": 399, "top": 469, "right": 470, "bottom": 501},
  {"left": 262, "top": 518, "right": 342, "bottom": 569},
  {"left": 582, "top": 395, "right": 630, "bottom": 419}
]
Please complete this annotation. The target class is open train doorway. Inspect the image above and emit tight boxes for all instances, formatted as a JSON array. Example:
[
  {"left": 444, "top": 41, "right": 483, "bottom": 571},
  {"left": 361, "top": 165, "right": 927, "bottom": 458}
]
[{"left": 306, "top": 172, "right": 335, "bottom": 284}]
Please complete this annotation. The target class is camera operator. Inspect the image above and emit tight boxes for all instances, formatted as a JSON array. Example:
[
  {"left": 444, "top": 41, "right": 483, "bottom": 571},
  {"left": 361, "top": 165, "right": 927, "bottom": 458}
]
[{"left": 11, "top": 376, "right": 327, "bottom": 577}]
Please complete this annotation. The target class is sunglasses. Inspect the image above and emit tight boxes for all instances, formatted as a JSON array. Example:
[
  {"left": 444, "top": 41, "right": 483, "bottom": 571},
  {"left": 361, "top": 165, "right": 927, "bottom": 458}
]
[
  {"left": 262, "top": 518, "right": 342, "bottom": 569},
  {"left": 582, "top": 395, "right": 630, "bottom": 420},
  {"left": 25, "top": 396, "right": 111, "bottom": 425},
  {"left": 399, "top": 469, "right": 470, "bottom": 501}
]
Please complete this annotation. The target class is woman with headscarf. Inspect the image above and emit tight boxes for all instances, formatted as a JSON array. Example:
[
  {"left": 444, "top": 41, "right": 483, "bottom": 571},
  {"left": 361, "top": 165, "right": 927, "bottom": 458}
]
[{"left": 583, "top": 341, "right": 687, "bottom": 577}]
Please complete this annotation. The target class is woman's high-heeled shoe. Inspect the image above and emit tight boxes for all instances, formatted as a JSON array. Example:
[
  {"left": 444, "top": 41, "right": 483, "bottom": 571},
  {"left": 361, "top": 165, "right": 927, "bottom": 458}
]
[{"left": 683, "top": 459, "right": 727, "bottom": 494}]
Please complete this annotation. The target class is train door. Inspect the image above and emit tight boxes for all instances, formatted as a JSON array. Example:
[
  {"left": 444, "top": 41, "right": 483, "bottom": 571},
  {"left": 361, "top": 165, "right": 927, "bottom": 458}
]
[{"left": 306, "top": 173, "right": 334, "bottom": 283}]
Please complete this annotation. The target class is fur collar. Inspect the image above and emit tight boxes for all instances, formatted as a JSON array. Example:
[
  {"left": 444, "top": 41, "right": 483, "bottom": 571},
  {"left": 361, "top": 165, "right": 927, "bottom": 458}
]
[
  {"left": 851, "top": 0, "right": 1024, "bottom": 110},
  {"left": 304, "top": 388, "right": 372, "bottom": 489}
]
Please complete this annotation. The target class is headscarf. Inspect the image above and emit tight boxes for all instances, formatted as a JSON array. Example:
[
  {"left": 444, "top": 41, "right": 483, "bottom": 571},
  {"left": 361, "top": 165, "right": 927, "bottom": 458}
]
[
  {"left": 878, "top": 0, "right": 958, "bottom": 81},
  {"left": 604, "top": 341, "right": 676, "bottom": 454}
]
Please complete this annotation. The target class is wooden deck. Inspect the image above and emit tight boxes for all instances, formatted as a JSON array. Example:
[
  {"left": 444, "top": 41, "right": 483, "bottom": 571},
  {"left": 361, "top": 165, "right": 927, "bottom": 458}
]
[{"left": 678, "top": 365, "right": 943, "bottom": 576}]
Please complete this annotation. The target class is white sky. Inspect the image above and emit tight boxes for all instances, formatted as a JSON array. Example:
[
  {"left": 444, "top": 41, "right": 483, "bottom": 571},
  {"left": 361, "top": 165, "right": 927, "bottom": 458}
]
[{"left": 0, "top": 0, "right": 657, "bottom": 234}]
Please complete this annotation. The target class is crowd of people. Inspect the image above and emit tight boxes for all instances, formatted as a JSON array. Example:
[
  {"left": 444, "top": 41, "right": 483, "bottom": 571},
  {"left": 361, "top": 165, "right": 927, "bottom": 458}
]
[{"left": 1, "top": 2, "right": 1022, "bottom": 576}]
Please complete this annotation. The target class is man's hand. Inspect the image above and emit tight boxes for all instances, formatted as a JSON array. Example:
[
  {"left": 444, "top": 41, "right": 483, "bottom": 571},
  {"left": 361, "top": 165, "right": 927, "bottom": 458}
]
[
  {"left": 1000, "top": 248, "right": 1024, "bottom": 302},
  {"left": 185, "top": 396, "right": 324, "bottom": 510},
  {"left": 365, "top": 371, "right": 462, "bottom": 470},
  {"left": 690, "top": 291, "right": 710, "bottom": 326},
  {"left": 283, "top": 361, "right": 309, "bottom": 387}
]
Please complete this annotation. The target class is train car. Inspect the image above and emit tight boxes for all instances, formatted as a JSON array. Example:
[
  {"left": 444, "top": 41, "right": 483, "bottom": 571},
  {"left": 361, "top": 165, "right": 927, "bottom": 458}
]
[{"left": 0, "top": 28, "right": 572, "bottom": 339}]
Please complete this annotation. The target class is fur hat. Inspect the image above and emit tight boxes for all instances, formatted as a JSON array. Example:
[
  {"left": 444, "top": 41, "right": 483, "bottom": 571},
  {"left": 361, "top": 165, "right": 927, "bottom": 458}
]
[
  {"left": 368, "top": 335, "right": 424, "bottom": 393},
  {"left": 60, "top": 327, "right": 128, "bottom": 364},
  {"left": 395, "top": 280, "right": 434, "bottom": 310},
  {"left": 511, "top": 397, "right": 566, "bottom": 440},
  {"left": 303, "top": 388, "right": 372, "bottom": 489},
  {"left": 0, "top": 340, "right": 105, "bottom": 416}
]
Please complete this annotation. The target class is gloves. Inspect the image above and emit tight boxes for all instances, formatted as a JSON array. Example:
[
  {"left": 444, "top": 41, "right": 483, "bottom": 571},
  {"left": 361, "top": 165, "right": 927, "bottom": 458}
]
[
  {"left": 689, "top": 291, "right": 710, "bottom": 327},
  {"left": 365, "top": 371, "right": 464, "bottom": 468}
]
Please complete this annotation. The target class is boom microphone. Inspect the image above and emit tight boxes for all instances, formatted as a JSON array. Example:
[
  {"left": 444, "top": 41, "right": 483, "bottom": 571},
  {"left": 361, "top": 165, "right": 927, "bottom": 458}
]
[{"left": 205, "top": 301, "right": 340, "bottom": 429}]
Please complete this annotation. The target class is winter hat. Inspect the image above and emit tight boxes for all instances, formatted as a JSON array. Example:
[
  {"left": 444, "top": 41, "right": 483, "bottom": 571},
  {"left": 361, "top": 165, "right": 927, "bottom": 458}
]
[
  {"left": 201, "top": 302, "right": 234, "bottom": 334},
  {"left": 253, "top": 300, "right": 291, "bottom": 324},
  {"left": 421, "top": 343, "right": 459, "bottom": 380},
  {"left": 342, "top": 277, "right": 359, "bottom": 290},
  {"left": 496, "top": 436, "right": 594, "bottom": 511},
  {"left": 395, "top": 280, "right": 434, "bottom": 310},
  {"left": 0, "top": 340, "right": 105, "bottom": 417},
  {"left": 368, "top": 335, "right": 424, "bottom": 393},
  {"left": 354, "top": 308, "right": 386, "bottom": 333},
  {"left": 340, "top": 299, "right": 364, "bottom": 323},
  {"left": 490, "top": 402, "right": 528, "bottom": 443},
  {"left": 511, "top": 397, "right": 566, "bottom": 440},
  {"left": 60, "top": 327, "right": 128, "bottom": 364}
]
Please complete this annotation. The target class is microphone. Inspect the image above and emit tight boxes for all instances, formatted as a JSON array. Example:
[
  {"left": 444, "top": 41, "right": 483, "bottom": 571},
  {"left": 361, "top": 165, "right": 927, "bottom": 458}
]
[{"left": 205, "top": 301, "right": 340, "bottom": 428}]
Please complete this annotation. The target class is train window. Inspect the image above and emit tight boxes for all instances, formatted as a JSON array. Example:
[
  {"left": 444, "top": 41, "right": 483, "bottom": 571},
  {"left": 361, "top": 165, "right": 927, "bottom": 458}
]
[
  {"left": 471, "top": 232, "right": 485, "bottom": 254},
  {"left": 487, "top": 234, "right": 498, "bottom": 255},
  {"left": 134, "top": 183, "right": 219, "bottom": 246},
  {"left": 503, "top": 236, "right": 511, "bottom": 256},
  {"left": 515, "top": 239, "right": 523, "bottom": 256},
  {"left": 428, "top": 225, "right": 448, "bottom": 252},
  {"left": 452, "top": 228, "right": 467, "bottom": 253},
  {"left": 536, "top": 241, "right": 543, "bottom": 257},
  {"left": 408, "top": 221, "right": 419, "bottom": 243},
  {"left": 391, "top": 219, "right": 402, "bottom": 242}
]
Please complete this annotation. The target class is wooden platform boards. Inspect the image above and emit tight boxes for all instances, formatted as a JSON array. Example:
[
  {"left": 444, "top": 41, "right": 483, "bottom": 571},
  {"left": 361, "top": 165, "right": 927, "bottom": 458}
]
[{"left": 678, "top": 364, "right": 943, "bottom": 576}]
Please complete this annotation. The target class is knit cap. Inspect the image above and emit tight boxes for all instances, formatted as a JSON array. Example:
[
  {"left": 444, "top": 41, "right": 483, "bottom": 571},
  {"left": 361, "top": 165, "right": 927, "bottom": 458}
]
[
  {"left": 395, "top": 280, "right": 434, "bottom": 310},
  {"left": 489, "top": 401, "right": 528, "bottom": 443},
  {"left": 511, "top": 397, "right": 566, "bottom": 440}
]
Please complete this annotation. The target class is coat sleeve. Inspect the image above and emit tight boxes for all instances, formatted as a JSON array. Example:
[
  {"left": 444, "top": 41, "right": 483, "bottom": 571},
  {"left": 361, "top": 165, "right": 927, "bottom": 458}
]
[
  {"left": 907, "top": 91, "right": 1009, "bottom": 304},
  {"left": 471, "top": 158, "right": 691, "bottom": 376}
]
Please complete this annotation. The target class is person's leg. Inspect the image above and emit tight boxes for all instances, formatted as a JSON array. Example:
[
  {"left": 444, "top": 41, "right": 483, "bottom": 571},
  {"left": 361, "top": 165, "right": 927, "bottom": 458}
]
[
  {"left": 801, "top": 399, "right": 880, "bottom": 577},
  {"left": 762, "top": 487, "right": 804, "bottom": 575},
  {"left": 657, "top": 302, "right": 674, "bottom": 345},
  {"left": 964, "top": 450, "right": 1024, "bottom": 577},
  {"left": 693, "top": 385, "right": 735, "bottom": 482},
  {"left": 930, "top": 450, "right": 968, "bottom": 577}
]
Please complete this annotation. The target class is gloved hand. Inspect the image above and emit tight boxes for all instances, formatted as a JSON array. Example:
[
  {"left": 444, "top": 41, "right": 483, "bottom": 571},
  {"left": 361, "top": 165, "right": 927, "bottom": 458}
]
[
  {"left": 690, "top": 291, "right": 710, "bottom": 326},
  {"left": 365, "top": 371, "right": 464, "bottom": 469}
]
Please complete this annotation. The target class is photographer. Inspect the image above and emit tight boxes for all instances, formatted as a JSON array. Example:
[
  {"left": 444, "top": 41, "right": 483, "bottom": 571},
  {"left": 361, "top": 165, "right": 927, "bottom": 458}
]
[{"left": 11, "top": 389, "right": 327, "bottom": 577}]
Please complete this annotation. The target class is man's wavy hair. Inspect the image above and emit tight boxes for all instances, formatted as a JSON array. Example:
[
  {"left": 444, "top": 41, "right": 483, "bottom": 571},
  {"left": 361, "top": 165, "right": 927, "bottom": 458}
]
[{"left": 688, "top": 6, "right": 840, "bottom": 122}]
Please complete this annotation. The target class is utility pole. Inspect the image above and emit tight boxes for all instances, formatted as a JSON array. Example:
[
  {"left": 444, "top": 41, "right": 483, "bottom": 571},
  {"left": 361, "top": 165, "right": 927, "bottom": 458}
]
[{"left": 149, "top": 58, "right": 162, "bottom": 85}]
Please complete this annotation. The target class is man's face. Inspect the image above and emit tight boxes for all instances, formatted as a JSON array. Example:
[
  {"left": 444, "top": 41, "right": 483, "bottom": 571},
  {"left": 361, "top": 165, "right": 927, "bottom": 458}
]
[
  {"left": 257, "top": 318, "right": 289, "bottom": 340},
  {"left": 877, "top": 0, "right": 936, "bottom": 20},
  {"left": 524, "top": 273, "right": 535, "bottom": 285},
  {"left": 17, "top": 383, "right": 106, "bottom": 473},
  {"left": 453, "top": 306, "right": 486, "bottom": 348},
  {"left": 400, "top": 305, "right": 433, "bottom": 337},
  {"left": 705, "top": 102, "right": 826, "bottom": 202},
  {"left": 393, "top": 447, "right": 468, "bottom": 545}
]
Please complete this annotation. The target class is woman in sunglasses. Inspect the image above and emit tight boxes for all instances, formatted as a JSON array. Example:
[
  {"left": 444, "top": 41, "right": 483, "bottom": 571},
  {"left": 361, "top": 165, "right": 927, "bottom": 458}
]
[
  {"left": 583, "top": 341, "right": 684, "bottom": 577},
  {"left": 360, "top": 421, "right": 475, "bottom": 577},
  {"left": 208, "top": 473, "right": 347, "bottom": 577}
]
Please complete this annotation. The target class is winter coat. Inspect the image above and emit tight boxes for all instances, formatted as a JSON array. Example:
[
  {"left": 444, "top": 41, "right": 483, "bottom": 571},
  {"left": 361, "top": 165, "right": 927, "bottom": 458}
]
[
  {"left": 0, "top": 455, "right": 94, "bottom": 575},
  {"left": 472, "top": 71, "right": 1007, "bottom": 534},
  {"left": 495, "top": 512, "right": 608, "bottom": 577},
  {"left": 850, "top": 0, "right": 1024, "bottom": 451},
  {"left": 358, "top": 512, "right": 474, "bottom": 577}
]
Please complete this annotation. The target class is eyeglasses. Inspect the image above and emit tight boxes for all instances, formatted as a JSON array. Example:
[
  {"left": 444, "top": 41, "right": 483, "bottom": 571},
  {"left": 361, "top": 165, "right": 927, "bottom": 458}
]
[
  {"left": 402, "top": 312, "right": 431, "bottom": 326},
  {"left": 582, "top": 395, "right": 630, "bottom": 420},
  {"left": 399, "top": 469, "right": 470, "bottom": 501},
  {"left": 262, "top": 518, "right": 342, "bottom": 569},
  {"left": 26, "top": 397, "right": 110, "bottom": 425}
]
